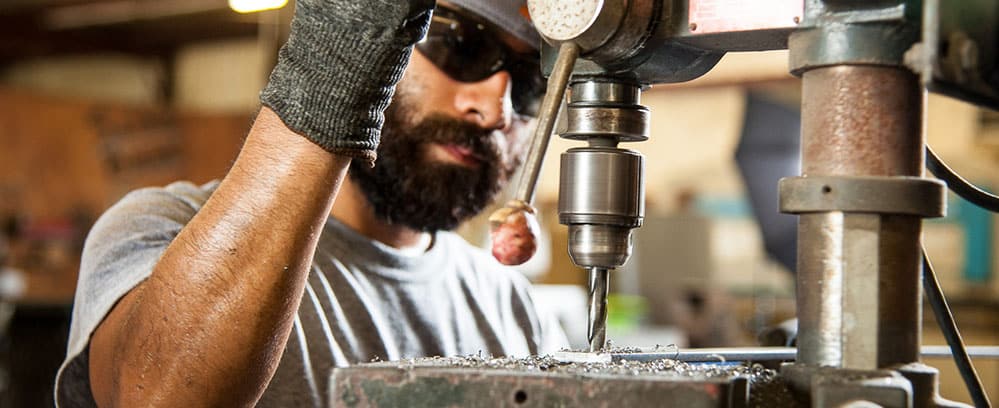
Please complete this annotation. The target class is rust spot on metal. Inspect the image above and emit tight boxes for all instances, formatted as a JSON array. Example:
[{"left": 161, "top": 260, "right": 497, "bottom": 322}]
[{"left": 801, "top": 66, "right": 922, "bottom": 177}]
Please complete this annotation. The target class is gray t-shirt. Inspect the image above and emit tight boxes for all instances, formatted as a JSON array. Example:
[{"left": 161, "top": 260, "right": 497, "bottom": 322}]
[{"left": 54, "top": 181, "right": 568, "bottom": 407}]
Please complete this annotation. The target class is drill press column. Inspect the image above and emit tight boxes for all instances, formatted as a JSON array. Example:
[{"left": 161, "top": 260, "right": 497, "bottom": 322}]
[
  {"left": 795, "top": 65, "right": 924, "bottom": 369},
  {"left": 780, "top": 3, "right": 951, "bottom": 403}
]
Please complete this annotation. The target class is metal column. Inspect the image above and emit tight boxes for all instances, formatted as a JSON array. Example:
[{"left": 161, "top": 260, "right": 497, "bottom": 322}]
[
  {"left": 796, "top": 65, "right": 924, "bottom": 369},
  {"left": 780, "top": 3, "right": 951, "bottom": 405}
]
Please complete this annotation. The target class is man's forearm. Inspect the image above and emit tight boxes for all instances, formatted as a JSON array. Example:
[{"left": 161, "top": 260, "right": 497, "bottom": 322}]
[{"left": 89, "top": 108, "right": 349, "bottom": 407}]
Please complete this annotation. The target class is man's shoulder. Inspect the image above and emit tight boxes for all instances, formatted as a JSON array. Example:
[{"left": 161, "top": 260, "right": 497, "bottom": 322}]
[
  {"left": 117, "top": 180, "right": 219, "bottom": 210},
  {"left": 101, "top": 180, "right": 218, "bottom": 221},
  {"left": 86, "top": 180, "right": 219, "bottom": 247}
]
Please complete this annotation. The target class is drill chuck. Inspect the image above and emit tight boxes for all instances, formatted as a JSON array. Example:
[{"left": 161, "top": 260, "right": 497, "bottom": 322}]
[{"left": 558, "top": 146, "right": 645, "bottom": 269}]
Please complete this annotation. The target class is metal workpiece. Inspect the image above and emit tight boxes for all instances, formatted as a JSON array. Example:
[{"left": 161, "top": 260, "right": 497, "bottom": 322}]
[
  {"left": 563, "top": 81, "right": 650, "bottom": 142},
  {"left": 593, "top": 346, "right": 999, "bottom": 364},
  {"left": 613, "top": 347, "right": 798, "bottom": 364},
  {"left": 588, "top": 267, "right": 610, "bottom": 352},
  {"left": 331, "top": 355, "right": 795, "bottom": 408}
]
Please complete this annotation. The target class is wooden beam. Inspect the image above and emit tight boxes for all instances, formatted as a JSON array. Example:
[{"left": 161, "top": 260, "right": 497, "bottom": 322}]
[
  {"left": 0, "top": 7, "right": 257, "bottom": 62},
  {"left": 0, "top": 0, "right": 129, "bottom": 15}
]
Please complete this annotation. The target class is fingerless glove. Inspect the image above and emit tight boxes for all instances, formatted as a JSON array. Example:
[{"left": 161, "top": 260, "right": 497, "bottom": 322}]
[{"left": 261, "top": 0, "right": 435, "bottom": 165}]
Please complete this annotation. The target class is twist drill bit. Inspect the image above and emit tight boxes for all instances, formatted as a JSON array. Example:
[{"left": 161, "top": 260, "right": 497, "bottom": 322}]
[{"left": 588, "top": 267, "right": 610, "bottom": 352}]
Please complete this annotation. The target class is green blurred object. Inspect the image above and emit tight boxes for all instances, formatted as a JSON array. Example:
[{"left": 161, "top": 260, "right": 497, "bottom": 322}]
[{"left": 606, "top": 294, "right": 648, "bottom": 333}]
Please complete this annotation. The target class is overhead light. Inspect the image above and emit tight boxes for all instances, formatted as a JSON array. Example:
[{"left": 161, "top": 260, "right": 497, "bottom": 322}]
[{"left": 228, "top": 0, "right": 288, "bottom": 13}]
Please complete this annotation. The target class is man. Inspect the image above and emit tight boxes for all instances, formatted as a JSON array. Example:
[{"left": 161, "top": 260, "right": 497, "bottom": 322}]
[{"left": 54, "top": 0, "right": 567, "bottom": 406}]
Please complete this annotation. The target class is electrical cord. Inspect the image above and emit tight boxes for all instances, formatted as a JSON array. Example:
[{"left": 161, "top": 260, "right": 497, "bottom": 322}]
[
  {"left": 924, "top": 146, "right": 993, "bottom": 407},
  {"left": 922, "top": 248, "right": 991, "bottom": 408},
  {"left": 926, "top": 146, "right": 999, "bottom": 211}
]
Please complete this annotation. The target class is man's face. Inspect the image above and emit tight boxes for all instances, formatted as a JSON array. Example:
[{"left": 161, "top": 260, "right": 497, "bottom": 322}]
[{"left": 348, "top": 64, "right": 532, "bottom": 232}]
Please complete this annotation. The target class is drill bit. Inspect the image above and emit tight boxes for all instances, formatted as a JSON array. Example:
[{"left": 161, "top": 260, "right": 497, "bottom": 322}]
[{"left": 587, "top": 267, "right": 610, "bottom": 352}]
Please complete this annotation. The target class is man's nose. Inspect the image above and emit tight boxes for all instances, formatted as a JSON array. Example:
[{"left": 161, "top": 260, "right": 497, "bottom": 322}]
[{"left": 453, "top": 71, "right": 512, "bottom": 131}]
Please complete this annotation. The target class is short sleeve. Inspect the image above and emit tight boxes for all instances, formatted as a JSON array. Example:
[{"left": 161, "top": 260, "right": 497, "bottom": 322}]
[{"left": 54, "top": 181, "right": 216, "bottom": 407}]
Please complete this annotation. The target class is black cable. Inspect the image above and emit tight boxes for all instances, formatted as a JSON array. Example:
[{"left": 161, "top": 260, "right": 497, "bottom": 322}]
[
  {"left": 923, "top": 248, "right": 991, "bottom": 408},
  {"left": 923, "top": 146, "right": 994, "bottom": 407},
  {"left": 926, "top": 146, "right": 999, "bottom": 212}
]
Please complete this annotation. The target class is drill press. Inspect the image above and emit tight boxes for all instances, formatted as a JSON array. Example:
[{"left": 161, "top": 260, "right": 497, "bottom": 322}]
[
  {"left": 331, "top": 0, "right": 999, "bottom": 406},
  {"left": 508, "top": 0, "right": 990, "bottom": 404}
]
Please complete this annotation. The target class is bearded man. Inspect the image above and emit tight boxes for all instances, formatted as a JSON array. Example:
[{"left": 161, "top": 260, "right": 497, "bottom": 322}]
[{"left": 54, "top": 0, "right": 567, "bottom": 406}]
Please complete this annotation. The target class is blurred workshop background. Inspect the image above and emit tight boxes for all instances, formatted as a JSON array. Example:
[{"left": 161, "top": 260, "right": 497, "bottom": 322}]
[{"left": 0, "top": 0, "right": 996, "bottom": 406}]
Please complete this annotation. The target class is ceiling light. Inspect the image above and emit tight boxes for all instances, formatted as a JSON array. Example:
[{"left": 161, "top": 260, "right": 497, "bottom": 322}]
[{"left": 229, "top": 0, "right": 288, "bottom": 14}]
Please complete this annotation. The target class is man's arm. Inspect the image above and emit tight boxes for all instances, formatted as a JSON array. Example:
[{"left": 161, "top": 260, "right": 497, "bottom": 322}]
[
  {"left": 83, "top": 0, "right": 433, "bottom": 403},
  {"left": 89, "top": 108, "right": 347, "bottom": 407}
]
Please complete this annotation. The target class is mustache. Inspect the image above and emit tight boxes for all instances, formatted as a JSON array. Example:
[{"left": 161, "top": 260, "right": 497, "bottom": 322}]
[{"left": 408, "top": 114, "right": 501, "bottom": 161}]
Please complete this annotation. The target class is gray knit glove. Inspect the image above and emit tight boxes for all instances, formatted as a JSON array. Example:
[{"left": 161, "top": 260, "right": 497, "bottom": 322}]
[{"left": 260, "top": 0, "right": 435, "bottom": 164}]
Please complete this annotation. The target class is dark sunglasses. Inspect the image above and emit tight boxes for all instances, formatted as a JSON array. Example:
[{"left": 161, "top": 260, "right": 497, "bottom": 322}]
[{"left": 415, "top": 7, "right": 546, "bottom": 117}]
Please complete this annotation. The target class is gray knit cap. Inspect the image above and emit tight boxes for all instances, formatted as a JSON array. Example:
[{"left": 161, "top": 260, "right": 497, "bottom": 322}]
[{"left": 444, "top": 0, "right": 541, "bottom": 50}]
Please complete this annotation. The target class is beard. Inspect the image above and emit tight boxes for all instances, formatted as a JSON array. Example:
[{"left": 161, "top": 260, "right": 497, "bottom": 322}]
[{"left": 348, "top": 95, "right": 520, "bottom": 232}]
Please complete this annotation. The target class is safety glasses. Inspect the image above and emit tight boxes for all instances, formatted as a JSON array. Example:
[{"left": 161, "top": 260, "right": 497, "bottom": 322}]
[{"left": 416, "top": 7, "right": 546, "bottom": 117}]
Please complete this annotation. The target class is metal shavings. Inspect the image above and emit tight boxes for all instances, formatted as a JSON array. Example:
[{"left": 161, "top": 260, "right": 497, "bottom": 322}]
[
  {"left": 391, "top": 353, "right": 771, "bottom": 379},
  {"left": 574, "top": 343, "right": 679, "bottom": 354},
  {"left": 551, "top": 343, "right": 677, "bottom": 355},
  {"left": 606, "top": 346, "right": 644, "bottom": 354}
]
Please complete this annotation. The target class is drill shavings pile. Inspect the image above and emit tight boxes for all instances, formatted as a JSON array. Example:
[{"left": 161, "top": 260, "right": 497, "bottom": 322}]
[{"left": 385, "top": 349, "right": 760, "bottom": 379}]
